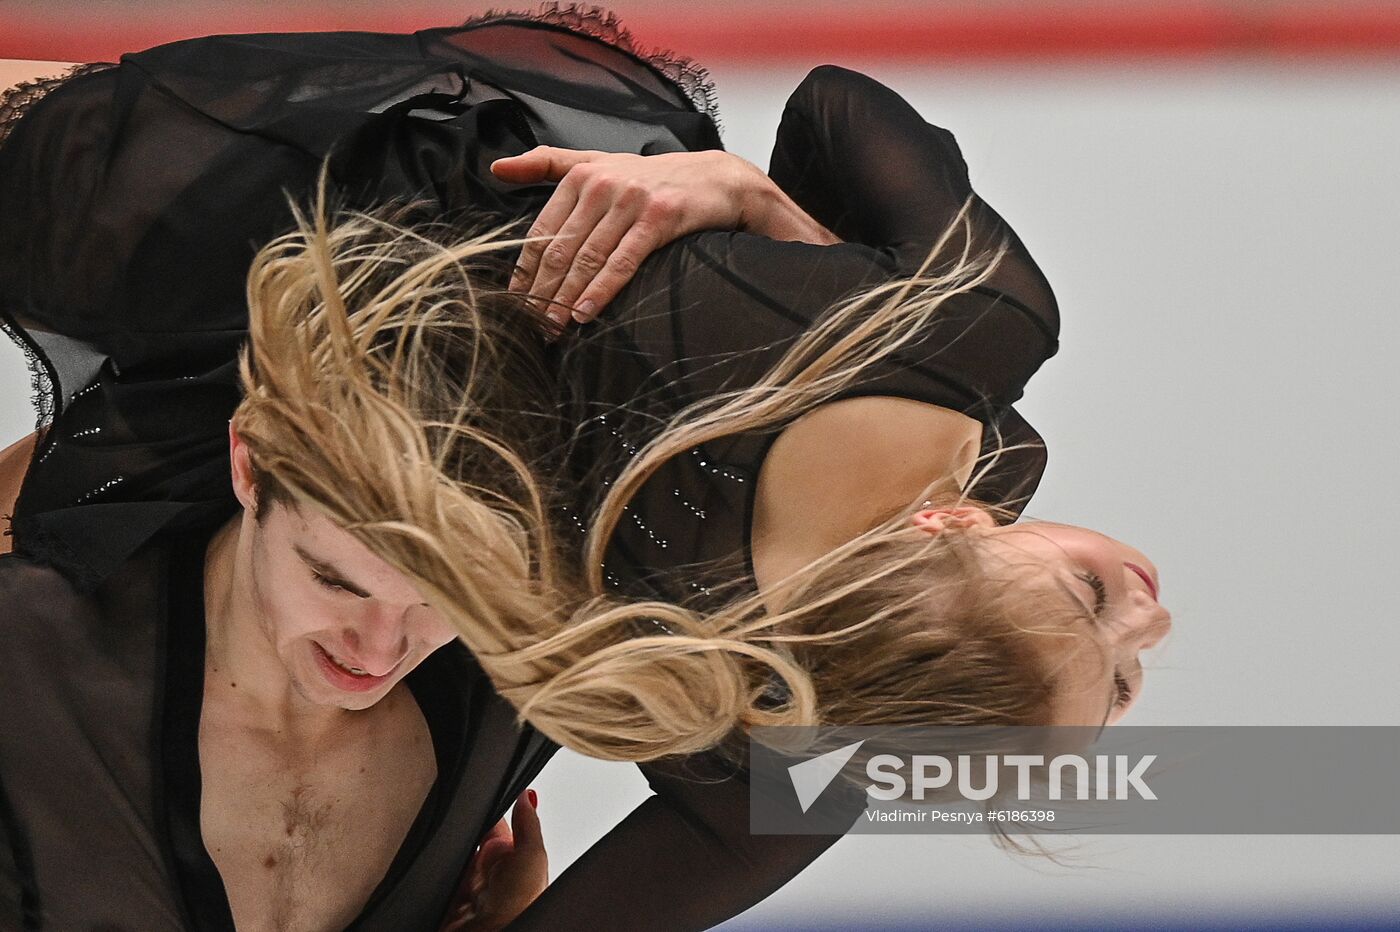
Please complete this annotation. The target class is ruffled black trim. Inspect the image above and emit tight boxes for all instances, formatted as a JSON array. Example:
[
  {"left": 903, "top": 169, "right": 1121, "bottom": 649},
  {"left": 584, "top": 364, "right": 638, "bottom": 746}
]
[
  {"left": 0, "top": 313, "right": 53, "bottom": 432},
  {"left": 1, "top": 63, "right": 116, "bottom": 432},
  {"left": 0, "top": 62, "right": 115, "bottom": 151},
  {"left": 462, "top": 3, "right": 721, "bottom": 131}
]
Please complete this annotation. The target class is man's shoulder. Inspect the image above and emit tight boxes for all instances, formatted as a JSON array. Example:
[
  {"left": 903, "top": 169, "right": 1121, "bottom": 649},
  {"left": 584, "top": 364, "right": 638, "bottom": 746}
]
[
  {"left": 0, "top": 550, "right": 89, "bottom": 613},
  {"left": 0, "top": 541, "right": 170, "bottom": 656}
]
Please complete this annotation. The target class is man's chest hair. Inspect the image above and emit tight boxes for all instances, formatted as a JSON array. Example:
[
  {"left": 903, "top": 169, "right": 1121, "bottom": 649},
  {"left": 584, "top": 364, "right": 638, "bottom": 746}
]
[{"left": 197, "top": 691, "right": 436, "bottom": 928}]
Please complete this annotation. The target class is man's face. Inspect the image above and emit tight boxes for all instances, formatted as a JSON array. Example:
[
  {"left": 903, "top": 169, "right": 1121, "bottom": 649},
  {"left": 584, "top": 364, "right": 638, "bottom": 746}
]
[{"left": 244, "top": 500, "right": 459, "bottom": 711}]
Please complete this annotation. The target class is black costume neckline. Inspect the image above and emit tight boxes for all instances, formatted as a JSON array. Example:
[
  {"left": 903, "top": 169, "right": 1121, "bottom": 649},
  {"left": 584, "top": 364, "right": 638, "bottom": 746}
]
[{"left": 157, "top": 523, "right": 471, "bottom": 930}]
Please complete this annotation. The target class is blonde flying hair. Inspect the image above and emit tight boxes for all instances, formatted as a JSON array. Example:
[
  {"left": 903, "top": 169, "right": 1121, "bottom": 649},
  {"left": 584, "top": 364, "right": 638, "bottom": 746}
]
[{"left": 233, "top": 188, "right": 1090, "bottom": 766}]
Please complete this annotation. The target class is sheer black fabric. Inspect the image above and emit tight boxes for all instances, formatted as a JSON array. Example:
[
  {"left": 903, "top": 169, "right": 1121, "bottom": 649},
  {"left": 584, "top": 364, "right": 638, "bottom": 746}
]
[
  {"left": 0, "top": 16, "right": 1058, "bottom": 932},
  {"left": 0, "top": 16, "right": 718, "bottom": 592}
]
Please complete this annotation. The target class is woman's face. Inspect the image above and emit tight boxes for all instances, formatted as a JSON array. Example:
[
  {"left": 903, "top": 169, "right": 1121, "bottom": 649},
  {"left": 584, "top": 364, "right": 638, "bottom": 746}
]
[
  {"left": 245, "top": 500, "right": 460, "bottom": 711},
  {"left": 914, "top": 509, "right": 1173, "bottom": 727}
]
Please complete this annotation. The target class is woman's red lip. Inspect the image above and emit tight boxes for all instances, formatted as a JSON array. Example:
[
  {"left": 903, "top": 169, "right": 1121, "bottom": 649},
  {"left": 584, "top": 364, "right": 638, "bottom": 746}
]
[{"left": 1124, "top": 562, "right": 1159, "bottom": 601}]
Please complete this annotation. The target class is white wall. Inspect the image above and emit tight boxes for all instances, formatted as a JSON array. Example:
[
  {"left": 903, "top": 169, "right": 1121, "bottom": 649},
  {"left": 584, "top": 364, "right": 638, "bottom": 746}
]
[{"left": 4, "top": 60, "right": 1398, "bottom": 928}]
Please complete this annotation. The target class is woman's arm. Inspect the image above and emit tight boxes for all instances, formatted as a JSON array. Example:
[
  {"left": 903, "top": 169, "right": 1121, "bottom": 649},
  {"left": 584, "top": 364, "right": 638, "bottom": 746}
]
[
  {"left": 0, "top": 432, "right": 38, "bottom": 556},
  {"left": 525, "top": 68, "right": 1062, "bottom": 929},
  {"left": 769, "top": 65, "right": 1058, "bottom": 334},
  {"left": 504, "top": 753, "right": 862, "bottom": 931}
]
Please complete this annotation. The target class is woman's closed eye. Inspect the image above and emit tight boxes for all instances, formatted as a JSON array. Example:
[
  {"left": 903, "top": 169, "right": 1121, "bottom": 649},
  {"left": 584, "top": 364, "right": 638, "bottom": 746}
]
[
  {"left": 1112, "top": 669, "right": 1133, "bottom": 710},
  {"left": 1077, "top": 571, "right": 1134, "bottom": 711},
  {"left": 1075, "top": 570, "right": 1108, "bottom": 616},
  {"left": 311, "top": 570, "right": 348, "bottom": 593}
]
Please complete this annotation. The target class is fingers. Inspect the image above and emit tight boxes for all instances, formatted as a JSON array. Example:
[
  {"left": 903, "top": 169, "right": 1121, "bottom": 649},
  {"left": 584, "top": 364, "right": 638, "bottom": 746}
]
[
  {"left": 511, "top": 184, "right": 578, "bottom": 324},
  {"left": 522, "top": 173, "right": 666, "bottom": 325},
  {"left": 479, "top": 815, "right": 513, "bottom": 847},
  {"left": 541, "top": 205, "right": 643, "bottom": 322},
  {"left": 526, "top": 187, "right": 616, "bottom": 323},
  {"left": 442, "top": 816, "right": 512, "bottom": 932},
  {"left": 568, "top": 222, "right": 662, "bottom": 322},
  {"left": 505, "top": 146, "right": 730, "bottom": 334},
  {"left": 491, "top": 146, "right": 601, "bottom": 185},
  {"left": 467, "top": 818, "right": 514, "bottom": 896},
  {"left": 469, "top": 837, "right": 513, "bottom": 894},
  {"left": 458, "top": 790, "right": 547, "bottom": 930},
  {"left": 510, "top": 788, "right": 544, "bottom": 857}
]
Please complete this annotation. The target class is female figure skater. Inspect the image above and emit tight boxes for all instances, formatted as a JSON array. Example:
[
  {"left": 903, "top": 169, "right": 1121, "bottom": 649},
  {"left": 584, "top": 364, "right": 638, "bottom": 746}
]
[{"left": 0, "top": 7, "right": 1170, "bottom": 931}]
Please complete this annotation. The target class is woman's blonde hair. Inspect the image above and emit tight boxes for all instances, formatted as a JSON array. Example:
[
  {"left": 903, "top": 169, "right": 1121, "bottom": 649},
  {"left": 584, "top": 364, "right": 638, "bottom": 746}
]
[
  {"left": 234, "top": 191, "right": 815, "bottom": 761},
  {"left": 233, "top": 187, "right": 1090, "bottom": 766}
]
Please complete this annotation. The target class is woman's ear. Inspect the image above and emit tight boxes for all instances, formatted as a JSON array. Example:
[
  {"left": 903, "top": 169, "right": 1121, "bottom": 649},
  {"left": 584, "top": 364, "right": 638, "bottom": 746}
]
[
  {"left": 910, "top": 505, "right": 994, "bottom": 535},
  {"left": 228, "top": 419, "right": 258, "bottom": 512}
]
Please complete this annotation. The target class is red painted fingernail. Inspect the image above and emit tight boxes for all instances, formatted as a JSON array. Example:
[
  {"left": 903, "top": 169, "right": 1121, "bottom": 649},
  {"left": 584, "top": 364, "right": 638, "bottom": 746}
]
[{"left": 527, "top": 789, "right": 538, "bottom": 808}]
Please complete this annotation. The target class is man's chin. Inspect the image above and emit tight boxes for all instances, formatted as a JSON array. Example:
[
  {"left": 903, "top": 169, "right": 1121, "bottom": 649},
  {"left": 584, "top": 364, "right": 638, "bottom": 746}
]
[
  {"left": 296, "top": 674, "right": 396, "bottom": 711},
  {"left": 290, "top": 650, "right": 401, "bottom": 711}
]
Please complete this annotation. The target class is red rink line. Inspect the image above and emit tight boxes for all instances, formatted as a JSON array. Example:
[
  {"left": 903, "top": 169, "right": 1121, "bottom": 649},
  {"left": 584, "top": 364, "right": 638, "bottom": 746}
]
[{"left": 4, "top": 5, "right": 1400, "bottom": 62}]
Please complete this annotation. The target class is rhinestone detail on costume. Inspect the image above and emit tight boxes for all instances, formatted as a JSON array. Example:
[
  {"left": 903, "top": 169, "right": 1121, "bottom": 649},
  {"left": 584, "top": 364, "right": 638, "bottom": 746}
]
[{"left": 75, "top": 475, "right": 125, "bottom": 504}]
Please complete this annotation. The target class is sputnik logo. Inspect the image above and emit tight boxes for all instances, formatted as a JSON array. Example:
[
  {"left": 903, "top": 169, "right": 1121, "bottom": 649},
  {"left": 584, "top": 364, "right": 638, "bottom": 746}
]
[{"left": 787, "top": 740, "right": 866, "bottom": 813}]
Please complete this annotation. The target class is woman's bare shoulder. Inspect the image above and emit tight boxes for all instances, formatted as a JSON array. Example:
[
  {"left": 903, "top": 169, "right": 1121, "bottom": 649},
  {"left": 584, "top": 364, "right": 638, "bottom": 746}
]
[
  {"left": 1, "top": 60, "right": 81, "bottom": 97},
  {"left": 750, "top": 396, "right": 983, "bottom": 592}
]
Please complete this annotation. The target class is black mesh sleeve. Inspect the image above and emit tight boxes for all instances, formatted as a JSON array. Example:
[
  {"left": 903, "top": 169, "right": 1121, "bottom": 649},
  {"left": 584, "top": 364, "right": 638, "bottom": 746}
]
[
  {"left": 506, "top": 749, "right": 863, "bottom": 932},
  {"left": 770, "top": 64, "right": 1059, "bottom": 336}
]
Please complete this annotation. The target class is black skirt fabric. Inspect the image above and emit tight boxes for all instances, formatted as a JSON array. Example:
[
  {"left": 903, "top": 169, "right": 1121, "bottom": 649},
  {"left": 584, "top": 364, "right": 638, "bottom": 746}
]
[{"left": 0, "top": 10, "right": 721, "bottom": 593}]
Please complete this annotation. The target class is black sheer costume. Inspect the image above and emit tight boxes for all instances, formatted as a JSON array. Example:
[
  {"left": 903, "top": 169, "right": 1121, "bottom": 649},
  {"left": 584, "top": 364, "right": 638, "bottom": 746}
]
[
  {"left": 0, "top": 11, "right": 1058, "bottom": 932},
  {"left": 561, "top": 66, "right": 1058, "bottom": 609}
]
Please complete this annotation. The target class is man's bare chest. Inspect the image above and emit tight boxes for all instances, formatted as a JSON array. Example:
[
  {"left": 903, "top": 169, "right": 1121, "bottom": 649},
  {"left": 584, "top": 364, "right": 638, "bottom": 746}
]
[{"left": 198, "top": 693, "right": 436, "bottom": 932}]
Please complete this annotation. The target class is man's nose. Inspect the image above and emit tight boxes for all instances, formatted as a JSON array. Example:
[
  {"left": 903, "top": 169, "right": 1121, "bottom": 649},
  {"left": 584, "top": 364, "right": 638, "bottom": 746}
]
[{"left": 343, "top": 610, "right": 410, "bottom": 674}]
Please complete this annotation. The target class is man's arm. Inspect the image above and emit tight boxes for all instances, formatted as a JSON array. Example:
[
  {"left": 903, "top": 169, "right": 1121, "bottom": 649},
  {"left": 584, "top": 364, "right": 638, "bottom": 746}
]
[
  {"left": 491, "top": 146, "right": 840, "bottom": 331},
  {"left": 0, "top": 60, "right": 79, "bottom": 94}
]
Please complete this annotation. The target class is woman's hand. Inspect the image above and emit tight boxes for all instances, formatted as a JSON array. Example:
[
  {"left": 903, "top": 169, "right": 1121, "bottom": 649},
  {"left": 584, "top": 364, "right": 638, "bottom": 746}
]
[
  {"left": 491, "top": 146, "right": 838, "bottom": 331},
  {"left": 440, "top": 789, "right": 547, "bottom": 932}
]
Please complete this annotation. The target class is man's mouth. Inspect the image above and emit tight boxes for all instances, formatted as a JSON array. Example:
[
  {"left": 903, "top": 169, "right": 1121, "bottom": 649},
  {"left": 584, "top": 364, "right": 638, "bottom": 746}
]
[{"left": 312, "top": 642, "right": 395, "bottom": 692}]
